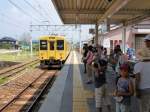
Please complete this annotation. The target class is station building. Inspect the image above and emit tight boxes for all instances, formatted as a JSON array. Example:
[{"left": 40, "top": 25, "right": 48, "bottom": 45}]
[{"left": 100, "top": 20, "right": 150, "bottom": 53}]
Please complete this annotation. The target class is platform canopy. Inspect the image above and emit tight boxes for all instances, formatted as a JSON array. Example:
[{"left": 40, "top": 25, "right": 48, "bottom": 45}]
[{"left": 52, "top": 0, "right": 150, "bottom": 25}]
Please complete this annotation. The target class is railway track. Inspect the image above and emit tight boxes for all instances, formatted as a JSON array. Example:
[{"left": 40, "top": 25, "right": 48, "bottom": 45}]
[
  {"left": 0, "top": 59, "right": 39, "bottom": 80},
  {"left": 0, "top": 68, "right": 56, "bottom": 112}
]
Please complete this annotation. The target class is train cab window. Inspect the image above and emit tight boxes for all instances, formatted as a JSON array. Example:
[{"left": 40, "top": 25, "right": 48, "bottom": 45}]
[
  {"left": 57, "top": 40, "right": 64, "bottom": 50},
  {"left": 50, "top": 41, "right": 55, "bottom": 50},
  {"left": 40, "top": 40, "right": 47, "bottom": 50}
]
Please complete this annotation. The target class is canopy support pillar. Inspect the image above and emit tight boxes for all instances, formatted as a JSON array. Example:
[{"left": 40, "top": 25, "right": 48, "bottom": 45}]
[
  {"left": 95, "top": 23, "right": 99, "bottom": 47},
  {"left": 122, "top": 23, "right": 126, "bottom": 53}
]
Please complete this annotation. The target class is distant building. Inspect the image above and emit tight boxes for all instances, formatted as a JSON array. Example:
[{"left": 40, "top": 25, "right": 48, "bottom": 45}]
[{"left": 0, "top": 37, "right": 18, "bottom": 49}]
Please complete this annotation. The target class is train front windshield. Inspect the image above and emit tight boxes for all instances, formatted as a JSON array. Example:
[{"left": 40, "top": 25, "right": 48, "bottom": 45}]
[
  {"left": 40, "top": 40, "right": 47, "bottom": 50},
  {"left": 57, "top": 40, "right": 64, "bottom": 50}
]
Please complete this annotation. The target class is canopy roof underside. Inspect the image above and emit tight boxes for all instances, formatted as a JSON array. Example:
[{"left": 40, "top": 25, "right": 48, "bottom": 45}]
[{"left": 52, "top": 0, "right": 150, "bottom": 25}]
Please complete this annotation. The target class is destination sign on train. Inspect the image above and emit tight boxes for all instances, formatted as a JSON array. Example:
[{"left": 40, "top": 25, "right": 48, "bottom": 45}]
[{"left": 49, "top": 37, "right": 55, "bottom": 39}]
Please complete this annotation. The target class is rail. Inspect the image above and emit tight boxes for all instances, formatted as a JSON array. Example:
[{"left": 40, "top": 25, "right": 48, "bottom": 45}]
[
  {"left": 0, "top": 59, "right": 39, "bottom": 75},
  {"left": 0, "top": 69, "right": 56, "bottom": 112},
  {"left": 0, "top": 59, "right": 39, "bottom": 79}
]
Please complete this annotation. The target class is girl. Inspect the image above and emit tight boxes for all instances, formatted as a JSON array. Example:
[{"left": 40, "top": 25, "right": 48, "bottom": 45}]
[{"left": 114, "top": 63, "right": 134, "bottom": 112}]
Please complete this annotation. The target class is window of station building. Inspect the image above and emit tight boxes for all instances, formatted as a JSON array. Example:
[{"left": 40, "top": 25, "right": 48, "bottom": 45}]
[
  {"left": 57, "top": 40, "right": 64, "bottom": 50},
  {"left": 40, "top": 40, "right": 47, "bottom": 50},
  {"left": 50, "top": 41, "right": 55, "bottom": 50}
]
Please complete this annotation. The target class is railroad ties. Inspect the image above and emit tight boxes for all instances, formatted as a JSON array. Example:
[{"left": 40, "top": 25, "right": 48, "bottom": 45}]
[{"left": 0, "top": 60, "right": 57, "bottom": 112}]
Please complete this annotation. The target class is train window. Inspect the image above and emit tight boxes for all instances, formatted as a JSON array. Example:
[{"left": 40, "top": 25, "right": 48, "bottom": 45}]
[
  {"left": 40, "top": 40, "right": 47, "bottom": 50},
  {"left": 50, "top": 41, "right": 54, "bottom": 50},
  {"left": 57, "top": 40, "right": 64, "bottom": 50}
]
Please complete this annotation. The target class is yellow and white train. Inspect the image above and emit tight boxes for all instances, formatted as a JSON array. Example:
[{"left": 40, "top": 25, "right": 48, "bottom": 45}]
[{"left": 39, "top": 35, "right": 70, "bottom": 68}]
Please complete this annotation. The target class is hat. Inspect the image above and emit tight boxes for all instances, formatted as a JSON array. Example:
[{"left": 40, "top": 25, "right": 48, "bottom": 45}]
[
  {"left": 144, "top": 34, "right": 150, "bottom": 41},
  {"left": 120, "top": 63, "right": 129, "bottom": 71},
  {"left": 136, "top": 47, "right": 150, "bottom": 61}
]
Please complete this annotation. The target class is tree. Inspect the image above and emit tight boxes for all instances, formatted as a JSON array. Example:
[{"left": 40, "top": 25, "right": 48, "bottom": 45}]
[
  {"left": 18, "top": 33, "right": 32, "bottom": 50},
  {"left": 19, "top": 33, "right": 32, "bottom": 44}
]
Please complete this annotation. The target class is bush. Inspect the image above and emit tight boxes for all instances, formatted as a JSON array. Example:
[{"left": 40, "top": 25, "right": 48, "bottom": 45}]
[{"left": 0, "top": 43, "right": 13, "bottom": 49}]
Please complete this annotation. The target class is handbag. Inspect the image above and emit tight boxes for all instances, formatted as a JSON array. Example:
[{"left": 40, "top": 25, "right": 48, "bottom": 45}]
[{"left": 113, "top": 96, "right": 124, "bottom": 103}]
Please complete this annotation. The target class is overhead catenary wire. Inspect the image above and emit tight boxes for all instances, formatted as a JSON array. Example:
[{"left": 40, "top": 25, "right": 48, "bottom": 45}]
[
  {"left": 0, "top": 18, "right": 27, "bottom": 31},
  {"left": 0, "top": 12, "right": 28, "bottom": 30},
  {"left": 34, "top": 0, "right": 57, "bottom": 24},
  {"left": 25, "top": 0, "right": 74, "bottom": 35},
  {"left": 46, "top": 0, "right": 60, "bottom": 24},
  {"left": 7, "top": 0, "right": 41, "bottom": 23},
  {"left": 23, "top": 0, "right": 48, "bottom": 21}
]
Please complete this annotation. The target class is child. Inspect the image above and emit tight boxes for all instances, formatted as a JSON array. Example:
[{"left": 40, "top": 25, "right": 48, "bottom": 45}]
[
  {"left": 113, "top": 63, "right": 133, "bottom": 112},
  {"left": 93, "top": 59, "right": 111, "bottom": 112}
]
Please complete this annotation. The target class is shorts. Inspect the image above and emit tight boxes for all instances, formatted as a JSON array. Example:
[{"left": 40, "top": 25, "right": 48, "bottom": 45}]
[
  {"left": 95, "top": 84, "right": 111, "bottom": 108},
  {"left": 86, "top": 64, "right": 92, "bottom": 79}
]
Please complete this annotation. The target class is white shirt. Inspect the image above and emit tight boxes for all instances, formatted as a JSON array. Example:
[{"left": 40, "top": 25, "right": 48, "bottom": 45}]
[{"left": 134, "top": 61, "right": 150, "bottom": 89}]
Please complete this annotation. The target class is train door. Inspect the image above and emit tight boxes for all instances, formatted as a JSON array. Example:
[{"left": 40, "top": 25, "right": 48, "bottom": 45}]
[
  {"left": 56, "top": 40, "right": 64, "bottom": 61},
  {"left": 49, "top": 41, "right": 56, "bottom": 58}
]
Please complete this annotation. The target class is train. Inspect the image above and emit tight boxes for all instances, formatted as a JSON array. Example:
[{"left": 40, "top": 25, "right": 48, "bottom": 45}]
[{"left": 39, "top": 35, "right": 70, "bottom": 68}]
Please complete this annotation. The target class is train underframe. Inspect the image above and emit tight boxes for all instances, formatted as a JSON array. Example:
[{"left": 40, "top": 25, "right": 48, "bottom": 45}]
[{"left": 40, "top": 59, "right": 64, "bottom": 69}]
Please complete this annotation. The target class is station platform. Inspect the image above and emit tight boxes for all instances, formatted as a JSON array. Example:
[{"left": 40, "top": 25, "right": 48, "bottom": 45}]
[{"left": 39, "top": 51, "right": 140, "bottom": 112}]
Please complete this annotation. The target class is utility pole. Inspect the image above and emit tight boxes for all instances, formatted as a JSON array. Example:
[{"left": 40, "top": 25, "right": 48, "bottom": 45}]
[
  {"left": 30, "top": 22, "right": 33, "bottom": 57},
  {"left": 30, "top": 37, "right": 33, "bottom": 56}
]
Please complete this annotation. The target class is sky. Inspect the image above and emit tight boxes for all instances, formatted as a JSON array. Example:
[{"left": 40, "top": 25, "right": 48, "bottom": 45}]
[{"left": 0, "top": 0, "right": 94, "bottom": 43}]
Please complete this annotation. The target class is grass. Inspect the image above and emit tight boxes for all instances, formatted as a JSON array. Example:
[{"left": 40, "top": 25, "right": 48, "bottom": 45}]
[
  {"left": 0, "top": 77, "right": 8, "bottom": 84},
  {"left": 0, "top": 50, "right": 38, "bottom": 62}
]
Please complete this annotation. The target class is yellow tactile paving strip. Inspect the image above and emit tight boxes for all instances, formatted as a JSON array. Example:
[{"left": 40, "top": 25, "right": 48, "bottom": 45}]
[{"left": 73, "top": 51, "right": 94, "bottom": 112}]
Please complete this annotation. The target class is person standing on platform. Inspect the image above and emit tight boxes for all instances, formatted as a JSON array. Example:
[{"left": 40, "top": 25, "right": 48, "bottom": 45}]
[
  {"left": 109, "top": 45, "right": 122, "bottom": 72},
  {"left": 113, "top": 63, "right": 133, "bottom": 112},
  {"left": 82, "top": 44, "right": 88, "bottom": 73},
  {"left": 134, "top": 34, "right": 150, "bottom": 112},
  {"left": 93, "top": 59, "right": 111, "bottom": 112},
  {"left": 85, "top": 45, "right": 94, "bottom": 84},
  {"left": 101, "top": 48, "right": 108, "bottom": 62},
  {"left": 109, "top": 49, "right": 116, "bottom": 72}
]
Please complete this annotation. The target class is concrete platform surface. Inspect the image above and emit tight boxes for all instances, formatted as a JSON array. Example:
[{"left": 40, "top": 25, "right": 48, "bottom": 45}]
[{"left": 39, "top": 51, "right": 140, "bottom": 112}]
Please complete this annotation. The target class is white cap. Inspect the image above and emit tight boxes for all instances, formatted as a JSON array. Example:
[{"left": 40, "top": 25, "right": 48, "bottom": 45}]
[{"left": 144, "top": 34, "right": 150, "bottom": 41}]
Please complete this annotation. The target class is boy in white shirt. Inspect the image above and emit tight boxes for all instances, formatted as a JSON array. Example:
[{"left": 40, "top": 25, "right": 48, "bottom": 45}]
[{"left": 134, "top": 34, "right": 150, "bottom": 112}]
